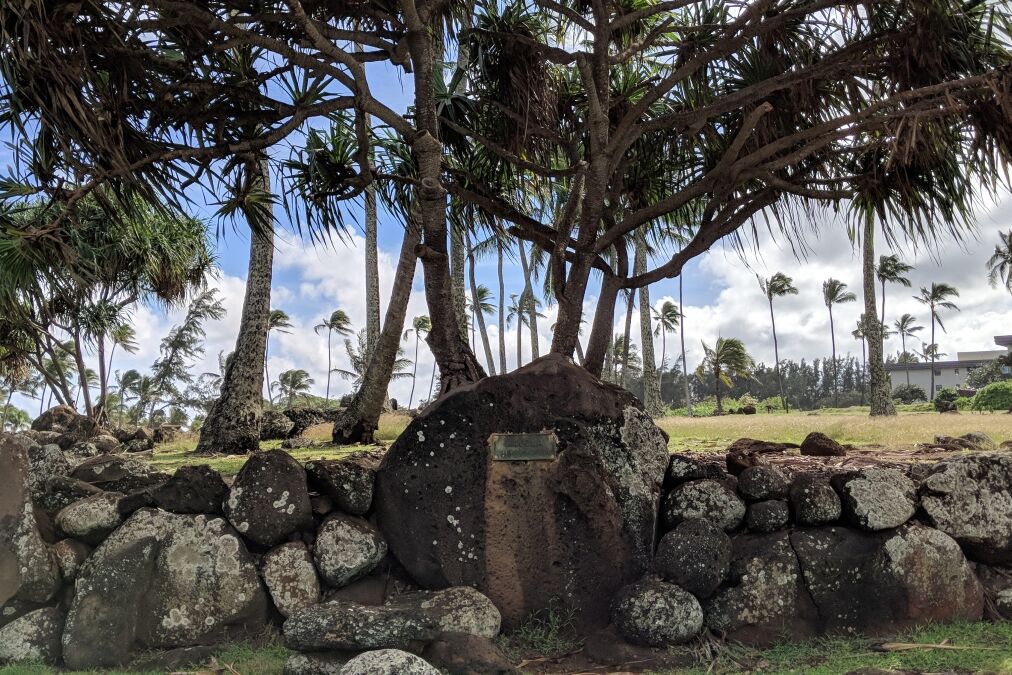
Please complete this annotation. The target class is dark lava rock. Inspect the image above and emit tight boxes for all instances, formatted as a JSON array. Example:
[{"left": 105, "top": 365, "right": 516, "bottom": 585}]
[
  {"left": 261, "top": 410, "right": 296, "bottom": 441},
  {"left": 662, "top": 479, "right": 745, "bottom": 532},
  {"left": 422, "top": 633, "right": 517, "bottom": 675},
  {"left": 725, "top": 438, "right": 796, "bottom": 475},
  {"left": 745, "top": 500, "right": 790, "bottom": 533},
  {"left": 305, "top": 457, "right": 376, "bottom": 516},
  {"left": 665, "top": 454, "right": 726, "bottom": 489},
  {"left": 70, "top": 455, "right": 168, "bottom": 493},
  {"left": 611, "top": 578, "right": 703, "bottom": 647},
  {"left": 831, "top": 468, "right": 916, "bottom": 531},
  {"left": 313, "top": 514, "right": 386, "bottom": 589},
  {"left": 800, "top": 432, "right": 846, "bottom": 457},
  {"left": 653, "top": 519, "right": 730, "bottom": 598},
  {"left": 150, "top": 465, "right": 228, "bottom": 514},
  {"left": 283, "top": 651, "right": 352, "bottom": 675},
  {"left": 373, "top": 355, "right": 669, "bottom": 631},
  {"left": 789, "top": 474, "right": 842, "bottom": 525},
  {"left": 54, "top": 492, "right": 126, "bottom": 545},
  {"left": 34, "top": 475, "right": 103, "bottom": 518},
  {"left": 737, "top": 465, "right": 789, "bottom": 501},
  {"left": 0, "top": 606, "right": 65, "bottom": 665},
  {"left": 223, "top": 449, "right": 313, "bottom": 548},
  {"left": 284, "top": 407, "right": 337, "bottom": 438}
]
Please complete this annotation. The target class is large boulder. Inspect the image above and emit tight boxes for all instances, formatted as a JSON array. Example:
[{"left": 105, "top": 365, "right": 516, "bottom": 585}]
[
  {"left": 284, "top": 652, "right": 351, "bottom": 675},
  {"left": 800, "top": 432, "right": 846, "bottom": 457},
  {"left": 24, "top": 442, "right": 70, "bottom": 499},
  {"left": 610, "top": 578, "right": 703, "bottom": 647},
  {"left": 70, "top": 455, "right": 168, "bottom": 492},
  {"left": 422, "top": 633, "right": 516, "bottom": 675},
  {"left": 261, "top": 409, "right": 296, "bottom": 441},
  {"left": 285, "top": 407, "right": 338, "bottom": 438},
  {"left": 831, "top": 468, "right": 916, "bottom": 531},
  {"left": 0, "top": 434, "right": 61, "bottom": 608},
  {"left": 374, "top": 355, "right": 669, "bottom": 631},
  {"left": 339, "top": 650, "right": 440, "bottom": 675},
  {"left": 789, "top": 474, "right": 842, "bottom": 526},
  {"left": 262, "top": 542, "right": 321, "bottom": 617},
  {"left": 653, "top": 519, "right": 730, "bottom": 598},
  {"left": 920, "top": 455, "right": 1012, "bottom": 563},
  {"left": 62, "top": 509, "right": 269, "bottom": 669},
  {"left": 54, "top": 492, "right": 125, "bottom": 545},
  {"left": 0, "top": 606, "right": 64, "bottom": 665},
  {"left": 33, "top": 475, "right": 103, "bottom": 518},
  {"left": 224, "top": 449, "right": 313, "bottom": 547},
  {"left": 306, "top": 457, "right": 376, "bottom": 516},
  {"left": 745, "top": 500, "right": 790, "bottom": 533},
  {"left": 150, "top": 465, "right": 228, "bottom": 514},
  {"left": 665, "top": 454, "right": 726, "bottom": 488},
  {"left": 31, "top": 405, "right": 77, "bottom": 433},
  {"left": 314, "top": 515, "right": 387, "bottom": 589},
  {"left": 724, "top": 438, "right": 796, "bottom": 475},
  {"left": 662, "top": 479, "right": 746, "bottom": 532}
]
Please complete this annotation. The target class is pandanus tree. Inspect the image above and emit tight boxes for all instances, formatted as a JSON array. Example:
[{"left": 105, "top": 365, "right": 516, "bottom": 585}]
[
  {"left": 314, "top": 310, "right": 354, "bottom": 403},
  {"left": 758, "top": 273, "right": 799, "bottom": 412},
  {"left": 822, "top": 279, "right": 857, "bottom": 407},
  {"left": 988, "top": 230, "right": 1012, "bottom": 295},
  {"left": 696, "top": 338, "right": 755, "bottom": 414},
  {"left": 915, "top": 283, "right": 960, "bottom": 399}
]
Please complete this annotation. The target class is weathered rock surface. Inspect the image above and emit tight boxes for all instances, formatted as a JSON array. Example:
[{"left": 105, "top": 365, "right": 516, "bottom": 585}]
[
  {"left": 90, "top": 434, "right": 122, "bottom": 453},
  {"left": 737, "top": 465, "right": 789, "bottom": 501},
  {"left": 832, "top": 468, "right": 916, "bottom": 531},
  {"left": 314, "top": 515, "right": 387, "bottom": 588},
  {"left": 33, "top": 475, "right": 103, "bottom": 518},
  {"left": 262, "top": 542, "right": 321, "bottom": 617},
  {"left": 653, "top": 519, "right": 730, "bottom": 598},
  {"left": 224, "top": 449, "right": 313, "bottom": 547},
  {"left": 51, "top": 539, "right": 91, "bottom": 581},
  {"left": 422, "top": 633, "right": 516, "bottom": 675},
  {"left": 62, "top": 509, "right": 268, "bottom": 669},
  {"left": 745, "top": 500, "right": 790, "bottom": 533},
  {"left": 261, "top": 409, "right": 296, "bottom": 441},
  {"left": 54, "top": 492, "right": 125, "bottom": 545},
  {"left": 663, "top": 479, "right": 745, "bottom": 532},
  {"left": 31, "top": 405, "right": 77, "bottom": 433},
  {"left": 665, "top": 454, "right": 726, "bottom": 487},
  {"left": 0, "top": 606, "right": 64, "bottom": 665},
  {"left": 0, "top": 434, "right": 61, "bottom": 607},
  {"left": 920, "top": 454, "right": 1012, "bottom": 562},
  {"left": 284, "top": 652, "right": 352, "bottom": 675},
  {"left": 150, "top": 465, "right": 229, "bottom": 514},
  {"left": 339, "top": 650, "right": 440, "bottom": 675},
  {"left": 24, "top": 443, "right": 70, "bottom": 499},
  {"left": 976, "top": 564, "right": 1012, "bottom": 619},
  {"left": 70, "top": 455, "right": 168, "bottom": 492},
  {"left": 789, "top": 475, "right": 842, "bottom": 525},
  {"left": 934, "top": 432, "right": 996, "bottom": 452},
  {"left": 611, "top": 578, "right": 703, "bottom": 647},
  {"left": 724, "top": 438, "right": 795, "bottom": 475},
  {"left": 374, "top": 355, "right": 669, "bottom": 631},
  {"left": 800, "top": 432, "right": 846, "bottom": 457},
  {"left": 67, "top": 441, "right": 100, "bottom": 459},
  {"left": 306, "top": 458, "right": 376, "bottom": 516}
]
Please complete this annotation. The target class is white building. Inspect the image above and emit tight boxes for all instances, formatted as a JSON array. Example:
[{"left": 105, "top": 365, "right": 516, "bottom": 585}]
[{"left": 885, "top": 335, "right": 1012, "bottom": 396}]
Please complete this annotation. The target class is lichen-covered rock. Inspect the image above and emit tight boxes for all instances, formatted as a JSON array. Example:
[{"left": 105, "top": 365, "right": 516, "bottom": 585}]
[
  {"left": 54, "top": 492, "right": 125, "bottom": 545},
  {"left": 283, "top": 652, "right": 352, "bottom": 675},
  {"left": 67, "top": 441, "right": 100, "bottom": 459},
  {"left": 150, "top": 465, "right": 228, "bottom": 514},
  {"left": 832, "top": 468, "right": 916, "bottom": 531},
  {"left": 665, "top": 454, "right": 726, "bottom": 487},
  {"left": 0, "top": 607, "right": 64, "bottom": 665},
  {"left": 262, "top": 542, "right": 320, "bottom": 617},
  {"left": 976, "top": 564, "right": 1012, "bottom": 619},
  {"left": 422, "top": 633, "right": 516, "bottom": 675},
  {"left": 339, "top": 650, "right": 440, "bottom": 675},
  {"left": 314, "top": 515, "right": 387, "bottom": 588},
  {"left": 33, "top": 475, "right": 103, "bottom": 517},
  {"left": 24, "top": 443, "right": 70, "bottom": 499},
  {"left": 224, "top": 450, "right": 313, "bottom": 547},
  {"left": 374, "top": 355, "right": 669, "bottom": 631},
  {"left": 31, "top": 406, "right": 77, "bottom": 433},
  {"left": 663, "top": 479, "right": 745, "bottom": 532},
  {"left": 261, "top": 409, "right": 296, "bottom": 441},
  {"left": 419, "top": 586, "right": 501, "bottom": 638},
  {"left": 62, "top": 509, "right": 268, "bottom": 669},
  {"left": 737, "top": 466, "right": 789, "bottom": 501},
  {"left": 70, "top": 455, "right": 168, "bottom": 492},
  {"left": 934, "top": 432, "right": 996, "bottom": 452},
  {"left": 724, "top": 438, "right": 795, "bottom": 475},
  {"left": 51, "top": 539, "right": 91, "bottom": 581},
  {"left": 0, "top": 434, "right": 61, "bottom": 607},
  {"left": 921, "top": 455, "right": 1012, "bottom": 563},
  {"left": 745, "top": 500, "right": 790, "bottom": 533},
  {"left": 653, "top": 519, "right": 730, "bottom": 598},
  {"left": 800, "top": 432, "right": 846, "bottom": 457},
  {"left": 611, "top": 578, "right": 703, "bottom": 647},
  {"left": 306, "top": 458, "right": 376, "bottom": 516},
  {"left": 789, "top": 474, "right": 842, "bottom": 526},
  {"left": 91, "top": 434, "right": 122, "bottom": 453}
]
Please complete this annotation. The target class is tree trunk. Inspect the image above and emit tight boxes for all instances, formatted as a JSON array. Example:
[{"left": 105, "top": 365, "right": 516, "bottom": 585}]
[
  {"left": 880, "top": 278, "right": 887, "bottom": 329},
  {"left": 930, "top": 313, "right": 936, "bottom": 399},
  {"left": 637, "top": 235, "right": 661, "bottom": 413},
  {"left": 517, "top": 241, "right": 540, "bottom": 359},
  {"left": 902, "top": 335, "right": 911, "bottom": 386},
  {"left": 862, "top": 219, "right": 896, "bottom": 416},
  {"left": 195, "top": 160, "right": 273, "bottom": 454},
  {"left": 620, "top": 290, "right": 634, "bottom": 389},
  {"left": 770, "top": 298, "right": 787, "bottom": 413},
  {"left": 408, "top": 332, "right": 420, "bottom": 409},
  {"left": 263, "top": 334, "right": 273, "bottom": 409},
  {"left": 575, "top": 338, "right": 585, "bottom": 365},
  {"left": 467, "top": 231, "right": 496, "bottom": 375},
  {"left": 550, "top": 255, "right": 594, "bottom": 359},
  {"left": 516, "top": 311, "right": 523, "bottom": 369},
  {"left": 71, "top": 329, "right": 93, "bottom": 417},
  {"left": 451, "top": 226, "right": 468, "bottom": 342},
  {"left": 829, "top": 306, "right": 838, "bottom": 407},
  {"left": 583, "top": 274, "right": 621, "bottom": 377},
  {"left": 714, "top": 369, "right": 723, "bottom": 413},
  {"left": 497, "top": 240, "right": 507, "bottom": 373},
  {"left": 1, "top": 388, "right": 12, "bottom": 431},
  {"left": 602, "top": 333, "right": 614, "bottom": 383},
  {"left": 365, "top": 151, "right": 381, "bottom": 362},
  {"left": 96, "top": 333, "right": 108, "bottom": 420},
  {"left": 325, "top": 330, "right": 333, "bottom": 402},
  {"left": 333, "top": 218, "right": 422, "bottom": 444},
  {"left": 679, "top": 274, "right": 692, "bottom": 416}
]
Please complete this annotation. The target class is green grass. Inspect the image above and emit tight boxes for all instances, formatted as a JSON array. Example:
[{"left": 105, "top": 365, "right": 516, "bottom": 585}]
[{"left": 497, "top": 598, "right": 583, "bottom": 662}]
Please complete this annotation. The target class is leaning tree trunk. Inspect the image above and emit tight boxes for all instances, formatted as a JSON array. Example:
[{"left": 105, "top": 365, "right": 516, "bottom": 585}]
[
  {"left": 365, "top": 163, "right": 381, "bottom": 362},
  {"left": 637, "top": 235, "right": 661, "bottom": 414},
  {"left": 333, "top": 217, "right": 422, "bottom": 444},
  {"left": 517, "top": 240, "right": 540, "bottom": 359},
  {"left": 620, "top": 289, "right": 634, "bottom": 389},
  {"left": 450, "top": 225, "right": 468, "bottom": 343},
  {"left": 195, "top": 161, "right": 273, "bottom": 454},
  {"left": 829, "top": 306, "right": 838, "bottom": 408},
  {"left": 583, "top": 274, "right": 622, "bottom": 377},
  {"left": 769, "top": 298, "right": 788, "bottom": 413},
  {"left": 466, "top": 231, "right": 496, "bottom": 375},
  {"left": 862, "top": 219, "right": 896, "bottom": 416},
  {"left": 497, "top": 240, "right": 507, "bottom": 373}
]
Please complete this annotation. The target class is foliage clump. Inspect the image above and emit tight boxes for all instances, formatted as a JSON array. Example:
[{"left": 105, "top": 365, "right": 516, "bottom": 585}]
[
  {"left": 892, "top": 384, "right": 928, "bottom": 404},
  {"left": 972, "top": 381, "right": 1012, "bottom": 411}
]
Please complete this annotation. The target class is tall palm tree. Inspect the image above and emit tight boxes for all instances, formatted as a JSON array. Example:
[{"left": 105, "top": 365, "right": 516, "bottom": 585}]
[
  {"left": 876, "top": 255, "right": 914, "bottom": 327},
  {"left": 404, "top": 315, "right": 431, "bottom": 409},
  {"left": 893, "top": 314, "right": 923, "bottom": 387},
  {"left": 823, "top": 278, "right": 857, "bottom": 406},
  {"left": 506, "top": 293, "right": 545, "bottom": 371},
  {"left": 273, "top": 369, "right": 314, "bottom": 408},
  {"left": 915, "top": 283, "right": 960, "bottom": 399},
  {"left": 852, "top": 318, "right": 867, "bottom": 405},
  {"left": 466, "top": 281, "right": 497, "bottom": 375},
  {"left": 314, "top": 310, "right": 353, "bottom": 403},
  {"left": 335, "top": 329, "right": 413, "bottom": 392},
  {"left": 634, "top": 232, "right": 661, "bottom": 413},
  {"left": 987, "top": 230, "right": 1012, "bottom": 295},
  {"left": 696, "top": 338, "right": 755, "bottom": 413},
  {"left": 652, "top": 300, "right": 680, "bottom": 404},
  {"left": 758, "top": 272, "right": 799, "bottom": 412},
  {"left": 264, "top": 309, "right": 294, "bottom": 407},
  {"left": 679, "top": 274, "right": 692, "bottom": 416}
]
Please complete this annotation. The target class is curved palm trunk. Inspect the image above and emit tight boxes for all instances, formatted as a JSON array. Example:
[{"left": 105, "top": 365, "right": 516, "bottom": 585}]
[
  {"left": 196, "top": 161, "right": 273, "bottom": 455},
  {"left": 264, "top": 335, "right": 273, "bottom": 408},
  {"left": 517, "top": 241, "right": 540, "bottom": 359},
  {"left": 333, "top": 217, "right": 423, "bottom": 444},
  {"left": 365, "top": 162, "right": 381, "bottom": 362},
  {"left": 637, "top": 235, "right": 660, "bottom": 413},
  {"left": 902, "top": 334, "right": 911, "bottom": 386},
  {"left": 408, "top": 332, "right": 420, "bottom": 409},
  {"left": 863, "top": 220, "right": 895, "bottom": 415},
  {"left": 497, "top": 241, "right": 507, "bottom": 373},
  {"left": 714, "top": 369, "right": 723, "bottom": 413},
  {"left": 769, "top": 297, "right": 787, "bottom": 413},
  {"left": 679, "top": 274, "right": 692, "bottom": 417},
  {"left": 930, "top": 311, "right": 937, "bottom": 399},
  {"left": 829, "top": 306, "right": 838, "bottom": 407},
  {"left": 621, "top": 290, "right": 634, "bottom": 389},
  {"left": 466, "top": 232, "right": 496, "bottom": 375},
  {"left": 325, "top": 330, "right": 333, "bottom": 402}
]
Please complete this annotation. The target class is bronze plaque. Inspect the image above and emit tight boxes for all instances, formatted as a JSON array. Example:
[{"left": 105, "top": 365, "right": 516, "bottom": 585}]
[{"left": 488, "top": 431, "right": 558, "bottom": 461}]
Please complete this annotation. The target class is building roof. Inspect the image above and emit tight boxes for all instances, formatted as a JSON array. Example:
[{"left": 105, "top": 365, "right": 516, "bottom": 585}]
[
  {"left": 996, "top": 335, "right": 1012, "bottom": 347},
  {"left": 884, "top": 358, "right": 996, "bottom": 372}
]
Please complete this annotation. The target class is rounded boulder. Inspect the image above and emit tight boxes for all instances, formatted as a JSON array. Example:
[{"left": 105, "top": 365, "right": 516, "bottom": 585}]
[
  {"left": 653, "top": 519, "right": 730, "bottom": 598},
  {"left": 611, "top": 578, "right": 703, "bottom": 647},
  {"left": 663, "top": 479, "right": 745, "bottom": 532},
  {"left": 339, "top": 650, "right": 440, "bottom": 675},
  {"left": 224, "top": 449, "right": 313, "bottom": 547},
  {"left": 314, "top": 514, "right": 387, "bottom": 589}
]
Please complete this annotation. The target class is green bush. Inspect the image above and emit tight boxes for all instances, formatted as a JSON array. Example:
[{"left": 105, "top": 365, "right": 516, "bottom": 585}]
[
  {"left": 972, "top": 381, "right": 1012, "bottom": 411},
  {"left": 934, "top": 387, "right": 960, "bottom": 413},
  {"left": 759, "top": 396, "right": 784, "bottom": 411},
  {"left": 955, "top": 396, "right": 974, "bottom": 411},
  {"left": 892, "top": 384, "right": 928, "bottom": 404}
]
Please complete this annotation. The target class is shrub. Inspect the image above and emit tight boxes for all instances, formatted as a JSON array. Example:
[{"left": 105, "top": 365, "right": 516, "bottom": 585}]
[
  {"left": 759, "top": 396, "right": 784, "bottom": 411},
  {"left": 892, "top": 384, "right": 928, "bottom": 404},
  {"left": 955, "top": 396, "right": 974, "bottom": 411},
  {"left": 934, "top": 387, "right": 960, "bottom": 413},
  {"left": 972, "top": 381, "right": 1012, "bottom": 412}
]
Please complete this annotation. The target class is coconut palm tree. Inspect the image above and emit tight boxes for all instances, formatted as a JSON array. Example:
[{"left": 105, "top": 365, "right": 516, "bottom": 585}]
[
  {"left": 893, "top": 313, "right": 923, "bottom": 387},
  {"left": 915, "top": 283, "right": 960, "bottom": 399},
  {"left": 987, "top": 230, "right": 1012, "bottom": 295},
  {"left": 758, "top": 272, "right": 799, "bottom": 412},
  {"left": 823, "top": 278, "right": 857, "bottom": 407},
  {"left": 403, "top": 316, "right": 431, "bottom": 409},
  {"left": 876, "top": 255, "right": 914, "bottom": 327},
  {"left": 314, "top": 310, "right": 353, "bottom": 403},
  {"left": 852, "top": 318, "right": 867, "bottom": 405},
  {"left": 652, "top": 301, "right": 680, "bottom": 404},
  {"left": 696, "top": 338, "right": 755, "bottom": 414},
  {"left": 264, "top": 309, "right": 293, "bottom": 407},
  {"left": 335, "top": 329, "right": 413, "bottom": 392},
  {"left": 273, "top": 369, "right": 315, "bottom": 409},
  {"left": 506, "top": 294, "right": 544, "bottom": 370},
  {"left": 466, "top": 281, "right": 497, "bottom": 374}
]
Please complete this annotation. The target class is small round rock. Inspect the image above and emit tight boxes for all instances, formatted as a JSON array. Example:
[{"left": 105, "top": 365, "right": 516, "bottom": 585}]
[
  {"left": 789, "top": 475, "right": 842, "bottom": 525},
  {"left": 745, "top": 500, "right": 790, "bottom": 533},
  {"left": 338, "top": 649, "right": 440, "bottom": 675},
  {"left": 654, "top": 519, "right": 731, "bottom": 598},
  {"left": 737, "top": 465, "right": 789, "bottom": 501},
  {"left": 611, "top": 578, "right": 704, "bottom": 647},
  {"left": 663, "top": 479, "right": 745, "bottom": 531}
]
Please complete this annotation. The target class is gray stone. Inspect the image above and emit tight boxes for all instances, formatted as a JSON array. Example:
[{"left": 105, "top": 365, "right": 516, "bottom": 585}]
[
  {"left": 34, "top": 475, "right": 103, "bottom": 517},
  {"left": 314, "top": 515, "right": 387, "bottom": 589},
  {"left": 284, "top": 652, "right": 352, "bottom": 675},
  {"left": 611, "top": 578, "right": 703, "bottom": 647},
  {"left": 51, "top": 539, "right": 91, "bottom": 581},
  {"left": 789, "top": 475, "right": 842, "bottom": 526},
  {"left": 67, "top": 441, "right": 100, "bottom": 459},
  {"left": 746, "top": 500, "right": 790, "bottom": 533},
  {"left": 262, "top": 542, "right": 321, "bottom": 617},
  {"left": 150, "top": 464, "right": 228, "bottom": 515},
  {"left": 737, "top": 466, "right": 789, "bottom": 501},
  {"left": 70, "top": 454, "right": 168, "bottom": 492},
  {"left": 306, "top": 458, "right": 376, "bottom": 516},
  {"left": 91, "top": 434, "right": 122, "bottom": 453},
  {"left": 31, "top": 405, "right": 76, "bottom": 433},
  {"left": 665, "top": 454, "right": 726, "bottom": 486},
  {"left": 663, "top": 479, "right": 746, "bottom": 531},
  {"left": 653, "top": 519, "right": 730, "bottom": 598},
  {"left": 24, "top": 443, "right": 70, "bottom": 499},
  {"left": 339, "top": 650, "right": 440, "bottom": 675},
  {"left": 261, "top": 409, "right": 296, "bottom": 441},
  {"left": 832, "top": 468, "right": 916, "bottom": 531},
  {"left": 62, "top": 508, "right": 268, "bottom": 669},
  {"left": 54, "top": 492, "right": 125, "bottom": 545},
  {"left": 224, "top": 449, "right": 313, "bottom": 547},
  {"left": 0, "top": 606, "right": 64, "bottom": 665}
]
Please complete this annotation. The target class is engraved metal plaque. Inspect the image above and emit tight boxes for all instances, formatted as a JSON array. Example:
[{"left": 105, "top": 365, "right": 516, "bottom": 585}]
[{"left": 488, "top": 431, "right": 558, "bottom": 461}]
